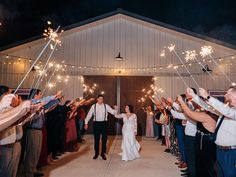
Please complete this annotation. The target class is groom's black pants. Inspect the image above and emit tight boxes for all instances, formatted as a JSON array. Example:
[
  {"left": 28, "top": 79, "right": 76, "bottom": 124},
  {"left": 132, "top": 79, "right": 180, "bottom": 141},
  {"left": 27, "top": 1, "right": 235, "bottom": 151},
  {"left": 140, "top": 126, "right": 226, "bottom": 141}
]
[{"left": 93, "top": 121, "right": 108, "bottom": 155}]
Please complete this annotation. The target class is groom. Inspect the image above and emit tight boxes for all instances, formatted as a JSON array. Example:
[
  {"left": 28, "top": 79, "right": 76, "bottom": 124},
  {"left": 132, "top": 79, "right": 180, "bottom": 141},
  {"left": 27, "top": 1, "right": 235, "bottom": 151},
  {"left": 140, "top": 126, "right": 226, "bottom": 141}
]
[{"left": 84, "top": 94, "right": 117, "bottom": 160}]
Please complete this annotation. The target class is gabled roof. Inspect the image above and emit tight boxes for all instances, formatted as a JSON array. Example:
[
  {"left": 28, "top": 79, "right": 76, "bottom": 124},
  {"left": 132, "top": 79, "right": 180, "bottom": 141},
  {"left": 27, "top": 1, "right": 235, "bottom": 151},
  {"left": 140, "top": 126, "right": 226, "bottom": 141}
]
[{"left": 1, "top": 8, "right": 236, "bottom": 52}]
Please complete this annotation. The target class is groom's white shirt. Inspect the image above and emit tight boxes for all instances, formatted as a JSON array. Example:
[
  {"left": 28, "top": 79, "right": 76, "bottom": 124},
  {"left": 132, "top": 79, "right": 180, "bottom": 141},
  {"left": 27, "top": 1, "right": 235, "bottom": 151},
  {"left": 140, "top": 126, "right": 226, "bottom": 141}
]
[{"left": 85, "top": 103, "right": 117, "bottom": 124}]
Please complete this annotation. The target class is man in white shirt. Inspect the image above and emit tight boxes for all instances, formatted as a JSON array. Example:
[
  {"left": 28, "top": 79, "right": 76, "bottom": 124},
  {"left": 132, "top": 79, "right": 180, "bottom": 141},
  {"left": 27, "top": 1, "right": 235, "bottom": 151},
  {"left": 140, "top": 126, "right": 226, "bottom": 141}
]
[
  {"left": 84, "top": 95, "right": 117, "bottom": 160},
  {"left": 188, "top": 87, "right": 236, "bottom": 177}
]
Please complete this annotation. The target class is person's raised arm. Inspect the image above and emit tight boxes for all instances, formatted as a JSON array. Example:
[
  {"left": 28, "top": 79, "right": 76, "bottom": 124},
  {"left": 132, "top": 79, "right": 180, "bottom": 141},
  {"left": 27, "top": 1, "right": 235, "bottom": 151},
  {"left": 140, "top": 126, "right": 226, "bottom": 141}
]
[
  {"left": 149, "top": 96, "right": 162, "bottom": 109},
  {"left": 106, "top": 104, "right": 118, "bottom": 115},
  {"left": 187, "top": 87, "right": 214, "bottom": 113},
  {"left": 199, "top": 88, "right": 236, "bottom": 119},
  {"left": 170, "top": 109, "right": 186, "bottom": 120},
  {"left": 177, "top": 95, "right": 211, "bottom": 123}
]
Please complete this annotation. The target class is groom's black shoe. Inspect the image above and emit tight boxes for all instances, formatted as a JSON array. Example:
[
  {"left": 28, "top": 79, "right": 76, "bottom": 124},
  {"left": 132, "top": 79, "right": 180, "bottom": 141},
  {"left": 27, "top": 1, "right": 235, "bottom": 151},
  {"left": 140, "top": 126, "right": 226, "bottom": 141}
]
[
  {"left": 93, "top": 154, "right": 99, "bottom": 160},
  {"left": 101, "top": 154, "right": 107, "bottom": 160}
]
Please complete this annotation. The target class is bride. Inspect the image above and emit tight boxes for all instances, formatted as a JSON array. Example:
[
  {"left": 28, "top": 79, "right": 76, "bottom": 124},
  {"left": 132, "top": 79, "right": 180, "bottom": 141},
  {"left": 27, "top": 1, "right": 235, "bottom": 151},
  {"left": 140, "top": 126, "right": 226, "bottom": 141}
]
[{"left": 115, "top": 105, "right": 140, "bottom": 161}]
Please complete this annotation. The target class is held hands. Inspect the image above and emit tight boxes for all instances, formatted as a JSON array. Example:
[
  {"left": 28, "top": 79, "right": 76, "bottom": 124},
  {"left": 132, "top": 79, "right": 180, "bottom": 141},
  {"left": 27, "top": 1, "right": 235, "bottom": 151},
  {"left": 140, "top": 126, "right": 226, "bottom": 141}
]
[
  {"left": 30, "top": 102, "right": 44, "bottom": 113},
  {"left": 162, "top": 97, "right": 172, "bottom": 109},
  {"left": 11, "top": 95, "right": 20, "bottom": 107},
  {"left": 84, "top": 124, "right": 88, "bottom": 130},
  {"left": 161, "top": 99, "right": 167, "bottom": 108},
  {"left": 186, "top": 87, "right": 196, "bottom": 98},
  {"left": 166, "top": 97, "right": 173, "bottom": 105},
  {"left": 177, "top": 95, "right": 184, "bottom": 104},
  {"left": 114, "top": 105, "right": 118, "bottom": 110},
  {"left": 199, "top": 88, "right": 209, "bottom": 99},
  {"left": 55, "top": 90, "right": 63, "bottom": 98}
]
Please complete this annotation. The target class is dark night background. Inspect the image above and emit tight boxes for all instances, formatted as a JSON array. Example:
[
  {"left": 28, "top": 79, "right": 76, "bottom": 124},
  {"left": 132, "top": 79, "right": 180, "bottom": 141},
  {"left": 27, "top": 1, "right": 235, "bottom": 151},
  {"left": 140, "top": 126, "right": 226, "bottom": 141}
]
[{"left": 0, "top": 0, "right": 236, "bottom": 48}]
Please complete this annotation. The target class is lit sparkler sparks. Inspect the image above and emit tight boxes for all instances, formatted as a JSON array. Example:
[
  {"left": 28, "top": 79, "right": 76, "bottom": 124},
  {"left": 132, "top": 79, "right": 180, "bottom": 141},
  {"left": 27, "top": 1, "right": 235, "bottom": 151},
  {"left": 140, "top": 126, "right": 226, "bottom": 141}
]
[
  {"left": 47, "top": 83, "right": 55, "bottom": 88},
  {"left": 160, "top": 50, "right": 166, "bottom": 57},
  {"left": 48, "top": 62, "right": 54, "bottom": 67},
  {"left": 184, "top": 50, "right": 197, "bottom": 62},
  {"left": 141, "top": 97, "right": 146, "bottom": 102},
  {"left": 168, "top": 44, "right": 175, "bottom": 52},
  {"left": 153, "top": 77, "right": 157, "bottom": 81},
  {"left": 57, "top": 75, "right": 62, "bottom": 80},
  {"left": 43, "top": 22, "right": 62, "bottom": 45},
  {"left": 200, "top": 45, "right": 235, "bottom": 85},
  {"left": 200, "top": 46, "right": 213, "bottom": 58}
]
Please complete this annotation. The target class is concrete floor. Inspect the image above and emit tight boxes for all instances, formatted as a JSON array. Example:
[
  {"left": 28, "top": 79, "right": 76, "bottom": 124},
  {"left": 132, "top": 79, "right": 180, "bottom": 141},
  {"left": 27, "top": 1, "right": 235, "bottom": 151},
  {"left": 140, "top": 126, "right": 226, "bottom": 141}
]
[{"left": 42, "top": 135, "right": 181, "bottom": 177}]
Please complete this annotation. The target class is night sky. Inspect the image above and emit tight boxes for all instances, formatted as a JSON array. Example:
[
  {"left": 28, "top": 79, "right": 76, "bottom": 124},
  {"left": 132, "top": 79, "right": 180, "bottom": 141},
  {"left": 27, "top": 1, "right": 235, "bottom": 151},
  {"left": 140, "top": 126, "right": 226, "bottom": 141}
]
[{"left": 0, "top": 0, "right": 236, "bottom": 48}]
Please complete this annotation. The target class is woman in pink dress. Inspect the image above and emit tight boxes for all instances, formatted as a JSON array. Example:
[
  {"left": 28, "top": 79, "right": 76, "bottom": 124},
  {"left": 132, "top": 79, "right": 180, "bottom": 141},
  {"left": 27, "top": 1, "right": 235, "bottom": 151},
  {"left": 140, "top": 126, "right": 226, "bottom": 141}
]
[{"left": 144, "top": 105, "right": 154, "bottom": 137}]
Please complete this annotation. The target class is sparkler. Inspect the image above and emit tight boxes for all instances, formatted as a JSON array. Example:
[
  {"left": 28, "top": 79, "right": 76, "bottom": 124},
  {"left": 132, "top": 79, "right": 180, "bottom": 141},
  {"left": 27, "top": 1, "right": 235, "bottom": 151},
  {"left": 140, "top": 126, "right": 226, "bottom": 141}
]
[
  {"left": 41, "top": 62, "right": 63, "bottom": 95},
  {"left": 161, "top": 48, "right": 189, "bottom": 88},
  {"left": 200, "top": 46, "right": 213, "bottom": 58},
  {"left": 184, "top": 50, "right": 197, "bottom": 62},
  {"left": 29, "top": 34, "right": 62, "bottom": 99},
  {"left": 200, "top": 45, "right": 235, "bottom": 86},
  {"left": 138, "top": 79, "right": 168, "bottom": 103},
  {"left": 168, "top": 44, "right": 200, "bottom": 88},
  {"left": 184, "top": 50, "right": 215, "bottom": 80},
  {"left": 14, "top": 25, "right": 60, "bottom": 94},
  {"left": 47, "top": 82, "right": 55, "bottom": 88},
  {"left": 30, "top": 42, "right": 58, "bottom": 96},
  {"left": 160, "top": 50, "right": 166, "bottom": 57}
]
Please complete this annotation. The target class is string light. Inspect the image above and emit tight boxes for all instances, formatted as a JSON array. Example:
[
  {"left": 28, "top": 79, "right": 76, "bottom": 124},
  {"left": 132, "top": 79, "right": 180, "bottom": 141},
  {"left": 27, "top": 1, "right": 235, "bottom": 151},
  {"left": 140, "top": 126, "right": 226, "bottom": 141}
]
[
  {"left": 1, "top": 53, "right": 235, "bottom": 73},
  {"left": 47, "top": 82, "right": 55, "bottom": 88}
]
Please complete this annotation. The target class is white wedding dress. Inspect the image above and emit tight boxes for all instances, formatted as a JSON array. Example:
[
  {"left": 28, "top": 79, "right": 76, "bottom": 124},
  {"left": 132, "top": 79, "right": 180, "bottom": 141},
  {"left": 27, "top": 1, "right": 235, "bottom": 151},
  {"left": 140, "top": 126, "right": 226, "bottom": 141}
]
[{"left": 115, "top": 113, "right": 140, "bottom": 161}]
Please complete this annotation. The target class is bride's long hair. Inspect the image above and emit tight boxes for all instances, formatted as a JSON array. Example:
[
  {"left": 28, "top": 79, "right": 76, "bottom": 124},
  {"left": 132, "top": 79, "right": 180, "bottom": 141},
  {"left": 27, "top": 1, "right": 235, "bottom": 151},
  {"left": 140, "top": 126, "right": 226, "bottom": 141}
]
[{"left": 126, "top": 104, "right": 134, "bottom": 113}]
